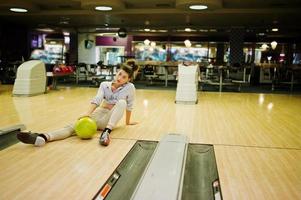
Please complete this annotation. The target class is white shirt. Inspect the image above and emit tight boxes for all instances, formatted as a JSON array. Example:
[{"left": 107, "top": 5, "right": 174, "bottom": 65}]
[{"left": 91, "top": 81, "right": 135, "bottom": 111}]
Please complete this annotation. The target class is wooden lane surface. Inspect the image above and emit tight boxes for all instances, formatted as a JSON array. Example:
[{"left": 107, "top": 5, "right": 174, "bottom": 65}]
[{"left": 0, "top": 84, "right": 301, "bottom": 199}]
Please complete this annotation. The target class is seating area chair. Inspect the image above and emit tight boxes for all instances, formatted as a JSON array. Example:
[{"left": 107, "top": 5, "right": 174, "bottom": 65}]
[
  {"left": 144, "top": 64, "right": 158, "bottom": 85},
  {"left": 279, "top": 65, "right": 301, "bottom": 91},
  {"left": 75, "top": 63, "right": 88, "bottom": 83},
  {"left": 231, "top": 65, "right": 253, "bottom": 91}
]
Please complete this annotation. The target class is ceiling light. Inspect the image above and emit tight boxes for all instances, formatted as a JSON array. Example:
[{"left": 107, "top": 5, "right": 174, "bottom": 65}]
[
  {"left": 176, "top": 0, "right": 221, "bottom": 10},
  {"left": 36, "top": 28, "right": 54, "bottom": 32},
  {"left": 185, "top": 28, "right": 191, "bottom": 32},
  {"left": 10, "top": 8, "right": 28, "bottom": 13},
  {"left": 262, "top": 43, "right": 268, "bottom": 49},
  {"left": 82, "top": 0, "right": 124, "bottom": 11},
  {"left": 59, "top": 21, "right": 69, "bottom": 25},
  {"left": 189, "top": 5, "right": 208, "bottom": 10},
  {"left": 144, "top": 39, "right": 150, "bottom": 46},
  {"left": 95, "top": 6, "right": 112, "bottom": 11},
  {"left": 144, "top": 28, "right": 150, "bottom": 32},
  {"left": 150, "top": 42, "right": 156, "bottom": 47},
  {"left": 270, "top": 41, "right": 277, "bottom": 50},
  {"left": 64, "top": 36, "right": 70, "bottom": 44},
  {"left": 184, "top": 39, "right": 191, "bottom": 48},
  {"left": 158, "top": 30, "right": 168, "bottom": 32},
  {"left": 272, "top": 28, "right": 278, "bottom": 32},
  {"left": 261, "top": 43, "right": 268, "bottom": 51}
]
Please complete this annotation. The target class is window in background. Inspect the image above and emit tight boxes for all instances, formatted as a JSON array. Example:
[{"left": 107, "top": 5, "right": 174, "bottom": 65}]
[
  {"left": 134, "top": 42, "right": 167, "bottom": 61},
  {"left": 96, "top": 46, "right": 124, "bottom": 65}
]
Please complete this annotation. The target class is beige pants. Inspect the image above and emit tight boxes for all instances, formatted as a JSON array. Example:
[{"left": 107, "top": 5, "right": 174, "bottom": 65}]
[{"left": 45, "top": 100, "right": 127, "bottom": 141}]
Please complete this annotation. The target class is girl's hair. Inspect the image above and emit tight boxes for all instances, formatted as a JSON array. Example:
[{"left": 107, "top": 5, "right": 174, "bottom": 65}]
[{"left": 120, "top": 60, "right": 139, "bottom": 80}]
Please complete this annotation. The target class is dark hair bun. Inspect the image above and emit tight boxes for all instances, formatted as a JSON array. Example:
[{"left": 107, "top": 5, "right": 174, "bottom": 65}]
[{"left": 126, "top": 59, "right": 139, "bottom": 72}]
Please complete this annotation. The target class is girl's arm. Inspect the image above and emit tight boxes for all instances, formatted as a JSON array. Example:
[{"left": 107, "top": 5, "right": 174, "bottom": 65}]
[
  {"left": 79, "top": 83, "right": 105, "bottom": 119},
  {"left": 85, "top": 103, "right": 98, "bottom": 116},
  {"left": 126, "top": 110, "right": 138, "bottom": 125},
  {"left": 79, "top": 103, "right": 98, "bottom": 119}
]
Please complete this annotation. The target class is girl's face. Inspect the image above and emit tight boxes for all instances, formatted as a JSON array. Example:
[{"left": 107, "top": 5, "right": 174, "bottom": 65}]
[{"left": 115, "top": 69, "right": 130, "bottom": 85}]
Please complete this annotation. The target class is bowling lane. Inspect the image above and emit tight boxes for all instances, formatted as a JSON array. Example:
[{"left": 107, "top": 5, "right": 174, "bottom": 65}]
[
  {"left": 115, "top": 91, "right": 301, "bottom": 149},
  {"left": 0, "top": 137, "right": 135, "bottom": 199},
  {"left": 214, "top": 145, "right": 301, "bottom": 199}
]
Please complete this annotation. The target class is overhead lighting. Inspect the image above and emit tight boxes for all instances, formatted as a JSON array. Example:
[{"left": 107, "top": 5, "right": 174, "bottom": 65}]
[
  {"left": 150, "top": 42, "right": 156, "bottom": 47},
  {"left": 10, "top": 8, "right": 28, "bottom": 13},
  {"left": 261, "top": 43, "right": 269, "bottom": 51},
  {"left": 36, "top": 28, "right": 54, "bottom": 32},
  {"left": 184, "top": 39, "right": 191, "bottom": 48},
  {"left": 144, "top": 39, "right": 150, "bottom": 46},
  {"left": 189, "top": 5, "right": 208, "bottom": 10},
  {"left": 270, "top": 41, "right": 277, "bottom": 50},
  {"left": 139, "top": 46, "right": 144, "bottom": 51},
  {"left": 95, "top": 6, "right": 112, "bottom": 11},
  {"left": 144, "top": 28, "right": 150, "bottom": 32},
  {"left": 145, "top": 20, "right": 150, "bottom": 25},
  {"left": 158, "top": 29, "right": 168, "bottom": 32},
  {"left": 64, "top": 36, "right": 70, "bottom": 44},
  {"left": 185, "top": 28, "right": 191, "bottom": 32},
  {"left": 199, "top": 29, "right": 208, "bottom": 32},
  {"left": 272, "top": 28, "right": 278, "bottom": 32},
  {"left": 96, "top": 33, "right": 116, "bottom": 36},
  {"left": 59, "top": 21, "right": 69, "bottom": 25}
]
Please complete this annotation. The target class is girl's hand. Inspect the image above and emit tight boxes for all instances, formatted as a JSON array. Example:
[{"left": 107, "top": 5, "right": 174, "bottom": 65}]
[
  {"left": 102, "top": 103, "right": 114, "bottom": 110},
  {"left": 127, "top": 121, "right": 138, "bottom": 126},
  {"left": 78, "top": 113, "right": 91, "bottom": 120}
]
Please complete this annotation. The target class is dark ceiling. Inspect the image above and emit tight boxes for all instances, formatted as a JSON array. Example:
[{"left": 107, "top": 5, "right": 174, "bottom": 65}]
[{"left": 0, "top": 0, "right": 301, "bottom": 38}]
